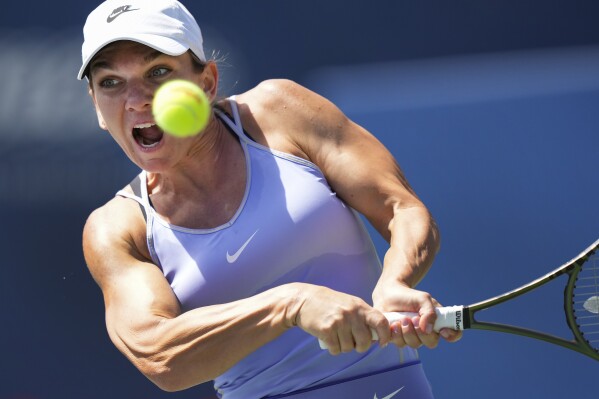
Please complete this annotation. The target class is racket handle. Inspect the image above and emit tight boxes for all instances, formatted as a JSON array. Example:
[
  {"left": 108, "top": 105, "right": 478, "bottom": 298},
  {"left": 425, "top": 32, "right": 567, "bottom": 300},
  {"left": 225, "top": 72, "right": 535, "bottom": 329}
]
[{"left": 318, "top": 306, "right": 464, "bottom": 350}]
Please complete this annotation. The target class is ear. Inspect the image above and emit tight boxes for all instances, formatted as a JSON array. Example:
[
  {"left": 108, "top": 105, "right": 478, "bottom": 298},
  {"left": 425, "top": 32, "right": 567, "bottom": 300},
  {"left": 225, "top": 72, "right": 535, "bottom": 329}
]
[
  {"left": 88, "top": 85, "right": 108, "bottom": 131},
  {"left": 201, "top": 62, "right": 219, "bottom": 100}
]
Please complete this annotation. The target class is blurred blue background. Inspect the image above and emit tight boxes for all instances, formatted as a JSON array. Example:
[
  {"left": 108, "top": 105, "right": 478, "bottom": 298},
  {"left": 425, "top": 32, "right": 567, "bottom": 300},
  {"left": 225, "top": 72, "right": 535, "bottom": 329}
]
[{"left": 1, "top": 1, "right": 597, "bottom": 398}]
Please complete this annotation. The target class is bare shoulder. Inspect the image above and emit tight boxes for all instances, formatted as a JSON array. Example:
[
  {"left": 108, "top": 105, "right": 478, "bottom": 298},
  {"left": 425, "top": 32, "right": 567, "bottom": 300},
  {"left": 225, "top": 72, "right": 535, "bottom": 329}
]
[
  {"left": 235, "top": 79, "right": 351, "bottom": 157},
  {"left": 83, "top": 195, "right": 149, "bottom": 286},
  {"left": 247, "top": 79, "right": 314, "bottom": 102},
  {"left": 83, "top": 195, "right": 141, "bottom": 246},
  {"left": 241, "top": 79, "right": 343, "bottom": 121}
]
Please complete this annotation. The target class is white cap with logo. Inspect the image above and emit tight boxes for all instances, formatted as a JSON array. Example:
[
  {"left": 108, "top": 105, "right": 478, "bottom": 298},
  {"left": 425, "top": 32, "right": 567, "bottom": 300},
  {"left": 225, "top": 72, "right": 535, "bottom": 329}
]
[{"left": 78, "top": 0, "right": 206, "bottom": 80}]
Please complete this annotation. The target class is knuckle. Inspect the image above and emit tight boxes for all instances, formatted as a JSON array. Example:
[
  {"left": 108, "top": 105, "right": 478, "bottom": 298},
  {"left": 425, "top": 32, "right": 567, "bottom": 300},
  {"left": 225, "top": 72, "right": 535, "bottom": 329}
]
[
  {"left": 408, "top": 338, "right": 423, "bottom": 349},
  {"left": 372, "top": 314, "right": 390, "bottom": 330},
  {"left": 320, "top": 324, "right": 336, "bottom": 337},
  {"left": 355, "top": 343, "right": 370, "bottom": 353},
  {"left": 416, "top": 292, "right": 433, "bottom": 306},
  {"left": 340, "top": 340, "right": 355, "bottom": 353},
  {"left": 322, "top": 313, "right": 346, "bottom": 332},
  {"left": 423, "top": 336, "right": 439, "bottom": 349},
  {"left": 328, "top": 348, "right": 341, "bottom": 356}
]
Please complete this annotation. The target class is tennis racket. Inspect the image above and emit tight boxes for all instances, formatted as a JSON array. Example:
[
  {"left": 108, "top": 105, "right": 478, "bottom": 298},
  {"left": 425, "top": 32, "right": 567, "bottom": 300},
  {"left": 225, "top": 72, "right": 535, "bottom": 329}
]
[{"left": 319, "top": 238, "right": 599, "bottom": 361}]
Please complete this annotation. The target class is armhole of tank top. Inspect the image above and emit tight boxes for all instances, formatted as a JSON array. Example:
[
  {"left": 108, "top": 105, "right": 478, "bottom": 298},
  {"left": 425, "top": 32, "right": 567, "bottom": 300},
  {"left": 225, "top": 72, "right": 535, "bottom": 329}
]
[
  {"left": 115, "top": 173, "right": 162, "bottom": 268},
  {"left": 217, "top": 97, "right": 326, "bottom": 177}
]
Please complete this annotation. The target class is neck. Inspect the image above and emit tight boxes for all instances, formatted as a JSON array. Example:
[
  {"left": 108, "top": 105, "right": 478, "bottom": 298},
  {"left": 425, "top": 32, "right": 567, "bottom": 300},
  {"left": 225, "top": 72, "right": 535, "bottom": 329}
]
[{"left": 147, "top": 114, "right": 242, "bottom": 199}]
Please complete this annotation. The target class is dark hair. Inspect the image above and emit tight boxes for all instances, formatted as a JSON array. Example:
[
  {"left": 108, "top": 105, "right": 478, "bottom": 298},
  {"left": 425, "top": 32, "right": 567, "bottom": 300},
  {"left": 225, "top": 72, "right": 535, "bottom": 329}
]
[{"left": 189, "top": 51, "right": 207, "bottom": 73}]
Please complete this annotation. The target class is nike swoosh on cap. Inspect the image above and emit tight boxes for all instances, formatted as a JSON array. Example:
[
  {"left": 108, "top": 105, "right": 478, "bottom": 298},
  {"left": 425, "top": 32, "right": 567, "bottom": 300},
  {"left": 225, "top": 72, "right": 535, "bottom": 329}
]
[
  {"left": 374, "top": 386, "right": 404, "bottom": 399},
  {"left": 106, "top": 5, "right": 140, "bottom": 23},
  {"left": 226, "top": 230, "right": 259, "bottom": 263}
]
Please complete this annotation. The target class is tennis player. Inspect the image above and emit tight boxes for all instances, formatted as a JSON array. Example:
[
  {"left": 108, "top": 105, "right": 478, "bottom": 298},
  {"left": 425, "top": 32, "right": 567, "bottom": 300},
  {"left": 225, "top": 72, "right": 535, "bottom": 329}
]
[{"left": 78, "top": 0, "right": 461, "bottom": 398}]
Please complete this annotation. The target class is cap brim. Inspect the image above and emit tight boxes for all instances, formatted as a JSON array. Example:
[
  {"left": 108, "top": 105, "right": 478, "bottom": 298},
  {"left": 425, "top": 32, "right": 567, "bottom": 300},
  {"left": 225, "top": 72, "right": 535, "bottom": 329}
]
[{"left": 77, "top": 34, "right": 189, "bottom": 80}]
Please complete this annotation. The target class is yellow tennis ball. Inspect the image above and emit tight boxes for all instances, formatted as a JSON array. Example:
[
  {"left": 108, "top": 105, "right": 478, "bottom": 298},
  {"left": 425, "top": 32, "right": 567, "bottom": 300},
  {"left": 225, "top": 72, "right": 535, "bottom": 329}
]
[{"left": 152, "top": 79, "right": 211, "bottom": 137}]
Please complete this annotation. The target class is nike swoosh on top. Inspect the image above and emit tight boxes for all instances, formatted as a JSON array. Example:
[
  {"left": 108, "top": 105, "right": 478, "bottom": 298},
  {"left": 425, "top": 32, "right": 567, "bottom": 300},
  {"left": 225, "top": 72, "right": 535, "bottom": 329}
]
[
  {"left": 374, "top": 386, "right": 404, "bottom": 399},
  {"left": 226, "top": 230, "right": 259, "bottom": 263},
  {"left": 106, "top": 5, "right": 140, "bottom": 23}
]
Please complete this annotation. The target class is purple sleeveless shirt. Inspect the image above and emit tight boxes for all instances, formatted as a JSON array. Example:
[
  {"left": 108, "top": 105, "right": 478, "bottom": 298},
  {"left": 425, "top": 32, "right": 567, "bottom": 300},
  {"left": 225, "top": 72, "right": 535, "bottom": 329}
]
[{"left": 117, "top": 99, "right": 419, "bottom": 398}]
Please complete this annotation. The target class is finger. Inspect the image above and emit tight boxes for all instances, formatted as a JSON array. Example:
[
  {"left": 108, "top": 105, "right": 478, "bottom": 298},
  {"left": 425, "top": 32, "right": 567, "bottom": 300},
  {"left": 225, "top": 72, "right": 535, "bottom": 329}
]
[
  {"left": 369, "top": 312, "right": 391, "bottom": 348},
  {"left": 398, "top": 317, "right": 422, "bottom": 348},
  {"left": 339, "top": 334, "right": 356, "bottom": 353},
  {"left": 321, "top": 335, "right": 342, "bottom": 355},
  {"left": 353, "top": 323, "right": 375, "bottom": 353},
  {"left": 418, "top": 300, "right": 438, "bottom": 334},
  {"left": 440, "top": 328, "right": 463, "bottom": 343},
  {"left": 412, "top": 315, "right": 439, "bottom": 349},
  {"left": 389, "top": 321, "right": 407, "bottom": 347},
  {"left": 338, "top": 327, "right": 356, "bottom": 353}
]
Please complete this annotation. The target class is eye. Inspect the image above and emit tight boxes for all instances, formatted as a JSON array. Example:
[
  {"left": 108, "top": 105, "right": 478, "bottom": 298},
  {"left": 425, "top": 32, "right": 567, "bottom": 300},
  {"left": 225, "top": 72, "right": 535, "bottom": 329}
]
[
  {"left": 150, "top": 67, "right": 170, "bottom": 78},
  {"left": 99, "top": 78, "right": 120, "bottom": 88}
]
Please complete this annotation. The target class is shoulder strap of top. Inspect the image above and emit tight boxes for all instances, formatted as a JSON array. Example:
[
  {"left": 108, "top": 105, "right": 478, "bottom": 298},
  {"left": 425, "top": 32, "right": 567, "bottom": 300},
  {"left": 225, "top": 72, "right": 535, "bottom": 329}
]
[
  {"left": 229, "top": 95, "right": 243, "bottom": 127},
  {"left": 115, "top": 172, "right": 161, "bottom": 267},
  {"left": 115, "top": 172, "right": 152, "bottom": 221},
  {"left": 214, "top": 97, "right": 253, "bottom": 143}
]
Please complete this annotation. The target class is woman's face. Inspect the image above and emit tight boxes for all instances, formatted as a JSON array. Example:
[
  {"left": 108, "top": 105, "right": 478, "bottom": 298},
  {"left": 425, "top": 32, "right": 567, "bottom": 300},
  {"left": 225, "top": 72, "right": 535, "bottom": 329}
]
[{"left": 88, "top": 40, "right": 216, "bottom": 172}]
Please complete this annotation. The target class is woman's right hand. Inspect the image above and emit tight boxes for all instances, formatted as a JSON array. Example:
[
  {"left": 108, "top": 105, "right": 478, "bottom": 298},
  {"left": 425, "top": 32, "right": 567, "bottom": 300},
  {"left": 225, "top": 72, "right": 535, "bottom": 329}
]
[{"left": 287, "top": 283, "right": 392, "bottom": 355}]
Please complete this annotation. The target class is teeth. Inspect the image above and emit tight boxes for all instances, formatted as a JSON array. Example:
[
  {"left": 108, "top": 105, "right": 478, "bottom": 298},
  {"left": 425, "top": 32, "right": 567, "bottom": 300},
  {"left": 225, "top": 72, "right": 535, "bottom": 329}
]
[
  {"left": 134, "top": 123, "right": 155, "bottom": 129},
  {"left": 142, "top": 141, "right": 161, "bottom": 148}
]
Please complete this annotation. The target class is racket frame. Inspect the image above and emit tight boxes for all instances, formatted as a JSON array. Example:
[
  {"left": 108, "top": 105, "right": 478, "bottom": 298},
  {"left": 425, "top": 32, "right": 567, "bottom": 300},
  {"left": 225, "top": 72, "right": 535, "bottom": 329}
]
[{"left": 463, "top": 239, "right": 599, "bottom": 361}]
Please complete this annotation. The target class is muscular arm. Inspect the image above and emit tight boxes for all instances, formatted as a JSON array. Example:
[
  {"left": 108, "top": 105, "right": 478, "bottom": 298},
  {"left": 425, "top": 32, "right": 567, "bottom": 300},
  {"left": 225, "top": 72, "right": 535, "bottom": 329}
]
[
  {"left": 242, "top": 79, "right": 458, "bottom": 348},
  {"left": 83, "top": 198, "right": 296, "bottom": 391},
  {"left": 247, "top": 80, "right": 438, "bottom": 282},
  {"left": 307, "top": 97, "right": 443, "bottom": 340}
]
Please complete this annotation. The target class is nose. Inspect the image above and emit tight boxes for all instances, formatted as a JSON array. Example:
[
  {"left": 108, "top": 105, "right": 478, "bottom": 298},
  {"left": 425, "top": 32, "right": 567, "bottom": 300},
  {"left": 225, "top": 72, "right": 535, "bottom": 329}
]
[{"left": 125, "top": 79, "right": 153, "bottom": 112}]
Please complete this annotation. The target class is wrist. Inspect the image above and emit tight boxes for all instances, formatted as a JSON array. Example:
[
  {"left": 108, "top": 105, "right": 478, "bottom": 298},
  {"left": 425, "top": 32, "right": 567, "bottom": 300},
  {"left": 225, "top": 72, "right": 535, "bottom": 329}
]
[
  {"left": 276, "top": 282, "right": 308, "bottom": 329},
  {"left": 372, "top": 279, "right": 411, "bottom": 310},
  {"left": 382, "top": 245, "right": 428, "bottom": 288}
]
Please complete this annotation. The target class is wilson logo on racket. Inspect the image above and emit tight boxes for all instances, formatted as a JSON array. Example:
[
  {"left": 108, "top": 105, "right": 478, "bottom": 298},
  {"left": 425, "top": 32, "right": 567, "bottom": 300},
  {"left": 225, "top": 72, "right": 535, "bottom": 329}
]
[{"left": 454, "top": 310, "right": 462, "bottom": 330}]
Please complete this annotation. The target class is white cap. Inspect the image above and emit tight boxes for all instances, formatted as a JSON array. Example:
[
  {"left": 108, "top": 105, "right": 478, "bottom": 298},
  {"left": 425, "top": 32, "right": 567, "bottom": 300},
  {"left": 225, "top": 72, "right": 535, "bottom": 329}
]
[{"left": 78, "top": 0, "right": 206, "bottom": 80}]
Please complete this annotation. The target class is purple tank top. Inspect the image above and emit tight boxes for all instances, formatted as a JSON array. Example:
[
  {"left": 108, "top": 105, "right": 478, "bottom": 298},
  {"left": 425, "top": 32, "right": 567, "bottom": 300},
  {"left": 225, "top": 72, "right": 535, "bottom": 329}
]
[{"left": 117, "top": 99, "right": 418, "bottom": 398}]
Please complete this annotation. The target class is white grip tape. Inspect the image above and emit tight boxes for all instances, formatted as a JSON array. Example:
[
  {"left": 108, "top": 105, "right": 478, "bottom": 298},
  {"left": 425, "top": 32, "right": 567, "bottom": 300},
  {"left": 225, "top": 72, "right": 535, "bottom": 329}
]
[{"left": 318, "top": 306, "right": 464, "bottom": 350}]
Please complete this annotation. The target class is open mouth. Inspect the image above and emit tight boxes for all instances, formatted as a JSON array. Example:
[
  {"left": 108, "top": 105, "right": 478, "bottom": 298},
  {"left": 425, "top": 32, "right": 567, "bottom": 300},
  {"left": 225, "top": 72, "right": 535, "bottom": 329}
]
[{"left": 133, "top": 123, "right": 164, "bottom": 148}]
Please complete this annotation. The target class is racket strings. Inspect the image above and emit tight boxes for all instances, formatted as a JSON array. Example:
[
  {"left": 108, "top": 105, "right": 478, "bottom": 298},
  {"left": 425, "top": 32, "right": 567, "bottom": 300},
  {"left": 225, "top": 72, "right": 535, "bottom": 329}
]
[{"left": 573, "top": 252, "right": 599, "bottom": 351}]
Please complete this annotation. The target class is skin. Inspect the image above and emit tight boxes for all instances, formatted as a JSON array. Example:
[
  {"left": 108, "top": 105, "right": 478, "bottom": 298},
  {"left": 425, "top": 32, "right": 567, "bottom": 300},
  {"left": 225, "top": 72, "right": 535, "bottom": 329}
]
[{"left": 83, "top": 40, "right": 461, "bottom": 392}]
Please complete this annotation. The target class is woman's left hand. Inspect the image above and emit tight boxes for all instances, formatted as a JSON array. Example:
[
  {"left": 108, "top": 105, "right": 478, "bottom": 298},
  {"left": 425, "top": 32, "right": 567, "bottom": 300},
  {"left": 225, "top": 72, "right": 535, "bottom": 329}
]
[{"left": 372, "top": 281, "right": 462, "bottom": 349}]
